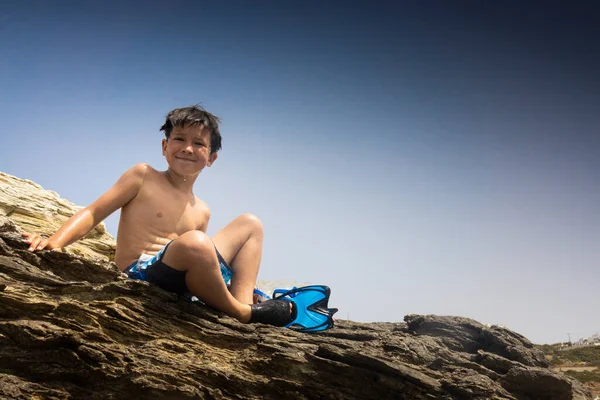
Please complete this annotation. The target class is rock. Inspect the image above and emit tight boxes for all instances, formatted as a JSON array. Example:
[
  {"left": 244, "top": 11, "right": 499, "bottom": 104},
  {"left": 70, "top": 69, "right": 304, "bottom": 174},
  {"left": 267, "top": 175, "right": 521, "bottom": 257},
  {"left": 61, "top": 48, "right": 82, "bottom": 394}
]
[
  {"left": 403, "top": 314, "right": 548, "bottom": 368},
  {"left": 0, "top": 172, "right": 116, "bottom": 262},
  {"left": 0, "top": 172, "right": 593, "bottom": 399}
]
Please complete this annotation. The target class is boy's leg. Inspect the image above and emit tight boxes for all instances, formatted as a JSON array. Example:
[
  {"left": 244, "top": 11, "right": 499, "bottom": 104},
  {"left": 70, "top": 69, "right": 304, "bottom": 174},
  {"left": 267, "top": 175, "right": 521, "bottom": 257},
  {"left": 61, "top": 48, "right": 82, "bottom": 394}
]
[
  {"left": 211, "top": 213, "right": 264, "bottom": 305},
  {"left": 159, "top": 230, "right": 252, "bottom": 323}
]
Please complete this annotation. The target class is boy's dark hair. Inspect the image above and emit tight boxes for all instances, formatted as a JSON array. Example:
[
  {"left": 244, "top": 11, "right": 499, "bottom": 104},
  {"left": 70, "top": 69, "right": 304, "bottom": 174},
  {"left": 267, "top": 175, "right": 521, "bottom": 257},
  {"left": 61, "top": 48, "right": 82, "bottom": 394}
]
[{"left": 160, "top": 105, "right": 222, "bottom": 154}]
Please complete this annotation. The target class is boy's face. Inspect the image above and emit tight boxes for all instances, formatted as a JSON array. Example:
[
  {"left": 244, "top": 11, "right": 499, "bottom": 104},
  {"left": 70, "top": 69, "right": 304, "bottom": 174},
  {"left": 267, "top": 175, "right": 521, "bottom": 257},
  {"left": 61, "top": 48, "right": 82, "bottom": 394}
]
[{"left": 161, "top": 124, "right": 218, "bottom": 177}]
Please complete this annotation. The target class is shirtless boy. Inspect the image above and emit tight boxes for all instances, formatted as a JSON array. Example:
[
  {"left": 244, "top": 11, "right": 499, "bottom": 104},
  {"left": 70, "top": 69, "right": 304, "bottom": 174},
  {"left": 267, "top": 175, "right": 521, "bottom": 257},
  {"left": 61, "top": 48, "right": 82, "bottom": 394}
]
[{"left": 23, "top": 105, "right": 294, "bottom": 327}]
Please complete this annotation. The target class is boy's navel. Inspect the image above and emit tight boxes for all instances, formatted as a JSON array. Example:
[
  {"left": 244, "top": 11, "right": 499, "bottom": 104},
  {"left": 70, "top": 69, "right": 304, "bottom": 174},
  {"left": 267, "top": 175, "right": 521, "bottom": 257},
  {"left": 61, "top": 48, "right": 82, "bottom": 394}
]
[{"left": 156, "top": 212, "right": 163, "bottom": 218}]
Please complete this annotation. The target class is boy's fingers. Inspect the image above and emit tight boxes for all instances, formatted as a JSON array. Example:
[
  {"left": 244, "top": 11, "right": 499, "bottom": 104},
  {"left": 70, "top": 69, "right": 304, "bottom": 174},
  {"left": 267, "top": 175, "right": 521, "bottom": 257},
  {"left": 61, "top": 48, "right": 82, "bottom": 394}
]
[
  {"left": 23, "top": 233, "right": 50, "bottom": 249},
  {"left": 28, "top": 237, "right": 41, "bottom": 251}
]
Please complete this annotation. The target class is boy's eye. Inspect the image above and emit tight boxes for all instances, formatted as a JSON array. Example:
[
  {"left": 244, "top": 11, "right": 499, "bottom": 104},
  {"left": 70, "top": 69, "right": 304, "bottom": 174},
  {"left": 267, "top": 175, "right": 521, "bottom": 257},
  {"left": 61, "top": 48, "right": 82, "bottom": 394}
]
[
  {"left": 195, "top": 142, "right": 206, "bottom": 147},
  {"left": 174, "top": 137, "right": 184, "bottom": 141}
]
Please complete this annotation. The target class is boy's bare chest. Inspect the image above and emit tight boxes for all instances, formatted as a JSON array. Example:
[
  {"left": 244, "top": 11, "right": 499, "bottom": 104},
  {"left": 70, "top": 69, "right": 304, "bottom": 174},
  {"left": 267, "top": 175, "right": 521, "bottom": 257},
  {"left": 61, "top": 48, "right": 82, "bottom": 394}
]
[
  {"left": 151, "top": 200, "right": 199, "bottom": 233},
  {"left": 126, "top": 188, "right": 207, "bottom": 236}
]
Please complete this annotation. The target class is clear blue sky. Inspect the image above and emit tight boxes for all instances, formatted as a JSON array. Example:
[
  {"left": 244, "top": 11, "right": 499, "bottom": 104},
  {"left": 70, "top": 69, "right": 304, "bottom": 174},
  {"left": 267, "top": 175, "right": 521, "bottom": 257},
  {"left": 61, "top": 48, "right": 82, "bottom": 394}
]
[{"left": 1, "top": 1, "right": 598, "bottom": 344}]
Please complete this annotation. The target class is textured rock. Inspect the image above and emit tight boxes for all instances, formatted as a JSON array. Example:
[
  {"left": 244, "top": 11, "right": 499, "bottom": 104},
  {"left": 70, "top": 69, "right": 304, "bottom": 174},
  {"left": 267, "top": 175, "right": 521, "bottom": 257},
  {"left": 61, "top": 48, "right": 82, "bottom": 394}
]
[
  {"left": 0, "top": 172, "right": 593, "bottom": 399},
  {"left": 0, "top": 172, "right": 116, "bottom": 261}
]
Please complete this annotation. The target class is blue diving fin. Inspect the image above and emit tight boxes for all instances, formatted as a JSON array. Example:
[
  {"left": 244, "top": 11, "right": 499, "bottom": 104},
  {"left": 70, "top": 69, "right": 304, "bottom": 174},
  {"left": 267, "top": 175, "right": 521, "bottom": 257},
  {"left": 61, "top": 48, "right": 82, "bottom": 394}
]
[{"left": 270, "top": 285, "right": 338, "bottom": 332}]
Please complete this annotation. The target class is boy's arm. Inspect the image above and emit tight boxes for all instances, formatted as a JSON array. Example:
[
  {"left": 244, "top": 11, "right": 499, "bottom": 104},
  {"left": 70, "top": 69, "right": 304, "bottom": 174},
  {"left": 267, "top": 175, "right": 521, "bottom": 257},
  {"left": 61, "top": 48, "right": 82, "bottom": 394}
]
[
  {"left": 195, "top": 200, "right": 211, "bottom": 233},
  {"left": 23, "top": 164, "right": 148, "bottom": 252}
]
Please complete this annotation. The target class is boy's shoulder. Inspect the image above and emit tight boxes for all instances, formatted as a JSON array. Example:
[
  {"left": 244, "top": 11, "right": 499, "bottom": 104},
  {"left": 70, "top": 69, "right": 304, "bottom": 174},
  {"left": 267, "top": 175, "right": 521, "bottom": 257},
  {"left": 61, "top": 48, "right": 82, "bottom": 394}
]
[
  {"left": 117, "top": 163, "right": 157, "bottom": 183},
  {"left": 129, "top": 163, "right": 209, "bottom": 210},
  {"left": 116, "top": 163, "right": 163, "bottom": 198},
  {"left": 131, "top": 162, "right": 158, "bottom": 177},
  {"left": 126, "top": 163, "right": 164, "bottom": 186}
]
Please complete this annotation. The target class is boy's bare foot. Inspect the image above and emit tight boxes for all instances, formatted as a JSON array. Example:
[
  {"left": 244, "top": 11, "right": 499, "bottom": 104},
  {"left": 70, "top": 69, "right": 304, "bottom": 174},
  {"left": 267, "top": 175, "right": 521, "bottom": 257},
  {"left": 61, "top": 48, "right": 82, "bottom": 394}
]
[{"left": 253, "top": 289, "right": 270, "bottom": 304}]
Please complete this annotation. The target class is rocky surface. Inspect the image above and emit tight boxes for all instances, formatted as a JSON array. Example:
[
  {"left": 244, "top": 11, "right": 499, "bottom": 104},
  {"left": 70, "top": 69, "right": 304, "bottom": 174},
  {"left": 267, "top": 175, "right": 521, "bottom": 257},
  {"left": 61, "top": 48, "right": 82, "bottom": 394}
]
[
  {"left": 0, "top": 172, "right": 116, "bottom": 261},
  {"left": 0, "top": 172, "right": 593, "bottom": 399}
]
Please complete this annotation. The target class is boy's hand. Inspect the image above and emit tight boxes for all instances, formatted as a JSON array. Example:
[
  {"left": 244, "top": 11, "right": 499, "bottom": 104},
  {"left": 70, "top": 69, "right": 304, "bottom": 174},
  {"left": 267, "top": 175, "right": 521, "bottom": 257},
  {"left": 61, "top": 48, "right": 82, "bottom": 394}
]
[{"left": 21, "top": 232, "right": 60, "bottom": 252}]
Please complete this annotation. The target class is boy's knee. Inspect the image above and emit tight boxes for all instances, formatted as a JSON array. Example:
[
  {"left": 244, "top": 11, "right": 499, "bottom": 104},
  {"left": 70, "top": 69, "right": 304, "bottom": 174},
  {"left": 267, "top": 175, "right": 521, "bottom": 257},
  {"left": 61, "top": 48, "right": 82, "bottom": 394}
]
[
  {"left": 178, "top": 230, "right": 214, "bottom": 256},
  {"left": 240, "top": 213, "right": 263, "bottom": 236}
]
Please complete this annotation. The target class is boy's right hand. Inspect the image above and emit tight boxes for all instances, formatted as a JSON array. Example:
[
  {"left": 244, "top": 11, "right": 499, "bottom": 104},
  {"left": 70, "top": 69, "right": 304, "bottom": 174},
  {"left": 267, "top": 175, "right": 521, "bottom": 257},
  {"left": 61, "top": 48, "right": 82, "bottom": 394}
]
[{"left": 21, "top": 232, "right": 60, "bottom": 252}]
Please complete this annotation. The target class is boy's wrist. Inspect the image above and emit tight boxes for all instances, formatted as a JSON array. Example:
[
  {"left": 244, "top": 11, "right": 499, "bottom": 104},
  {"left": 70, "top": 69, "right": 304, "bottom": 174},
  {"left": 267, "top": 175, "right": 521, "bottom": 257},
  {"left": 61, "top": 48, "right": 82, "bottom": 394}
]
[{"left": 47, "top": 236, "right": 64, "bottom": 250}]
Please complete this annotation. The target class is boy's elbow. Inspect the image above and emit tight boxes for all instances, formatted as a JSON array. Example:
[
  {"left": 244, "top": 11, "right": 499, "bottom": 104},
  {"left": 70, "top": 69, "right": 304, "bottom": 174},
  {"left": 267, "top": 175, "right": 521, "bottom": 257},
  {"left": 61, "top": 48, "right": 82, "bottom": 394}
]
[{"left": 80, "top": 207, "right": 98, "bottom": 225}]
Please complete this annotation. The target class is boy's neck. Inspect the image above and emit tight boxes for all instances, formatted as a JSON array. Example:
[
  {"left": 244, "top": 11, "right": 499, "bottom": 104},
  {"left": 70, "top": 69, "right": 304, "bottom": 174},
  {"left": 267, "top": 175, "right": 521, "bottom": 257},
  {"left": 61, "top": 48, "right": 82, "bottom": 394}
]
[{"left": 164, "top": 169, "right": 197, "bottom": 192}]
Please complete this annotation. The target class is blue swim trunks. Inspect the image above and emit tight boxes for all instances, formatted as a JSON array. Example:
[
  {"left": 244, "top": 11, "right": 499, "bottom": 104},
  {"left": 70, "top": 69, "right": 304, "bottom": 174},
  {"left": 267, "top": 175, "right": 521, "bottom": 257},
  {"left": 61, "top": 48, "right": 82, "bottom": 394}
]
[{"left": 124, "top": 241, "right": 234, "bottom": 295}]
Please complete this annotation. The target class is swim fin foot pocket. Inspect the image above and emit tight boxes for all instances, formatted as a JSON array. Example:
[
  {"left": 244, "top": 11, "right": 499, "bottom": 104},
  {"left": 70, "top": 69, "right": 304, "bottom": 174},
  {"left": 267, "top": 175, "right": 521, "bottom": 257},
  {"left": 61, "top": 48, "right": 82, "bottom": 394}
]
[
  {"left": 249, "top": 299, "right": 297, "bottom": 327},
  {"left": 252, "top": 285, "right": 338, "bottom": 332}
]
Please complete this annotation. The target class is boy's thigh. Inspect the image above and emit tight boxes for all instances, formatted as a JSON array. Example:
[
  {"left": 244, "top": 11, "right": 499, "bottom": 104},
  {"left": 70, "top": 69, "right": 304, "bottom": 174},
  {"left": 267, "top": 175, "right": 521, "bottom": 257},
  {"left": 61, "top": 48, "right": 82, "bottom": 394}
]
[{"left": 211, "top": 216, "right": 256, "bottom": 265}]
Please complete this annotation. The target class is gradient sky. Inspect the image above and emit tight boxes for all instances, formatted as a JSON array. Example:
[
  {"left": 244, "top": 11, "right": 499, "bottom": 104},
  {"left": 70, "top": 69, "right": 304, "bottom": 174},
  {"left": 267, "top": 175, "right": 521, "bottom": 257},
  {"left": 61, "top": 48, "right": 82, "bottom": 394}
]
[{"left": 1, "top": 1, "right": 598, "bottom": 344}]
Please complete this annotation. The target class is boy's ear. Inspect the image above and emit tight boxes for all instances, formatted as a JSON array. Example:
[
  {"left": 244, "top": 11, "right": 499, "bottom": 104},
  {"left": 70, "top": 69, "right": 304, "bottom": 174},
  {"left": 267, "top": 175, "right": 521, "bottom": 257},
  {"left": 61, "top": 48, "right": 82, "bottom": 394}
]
[
  {"left": 207, "top": 152, "right": 218, "bottom": 167},
  {"left": 161, "top": 139, "right": 167, "bottom": 155}
]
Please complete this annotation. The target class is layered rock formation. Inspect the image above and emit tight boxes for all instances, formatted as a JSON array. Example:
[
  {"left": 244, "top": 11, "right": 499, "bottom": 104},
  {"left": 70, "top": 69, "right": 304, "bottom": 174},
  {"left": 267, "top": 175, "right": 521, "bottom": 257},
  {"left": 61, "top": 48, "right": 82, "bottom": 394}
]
[
  {"left": 0, "top": 172, "right": 116, "bottom": 261},
  {"left": 0, "top": 172, "right": 593, "bottom": 399}
]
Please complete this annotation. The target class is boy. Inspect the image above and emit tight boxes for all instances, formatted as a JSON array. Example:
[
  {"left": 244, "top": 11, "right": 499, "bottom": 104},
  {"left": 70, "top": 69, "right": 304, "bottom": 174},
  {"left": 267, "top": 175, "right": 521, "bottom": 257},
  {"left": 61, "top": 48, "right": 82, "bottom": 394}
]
[{"left": 23, "top": 105, "right": 294, "bottom": 327}]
